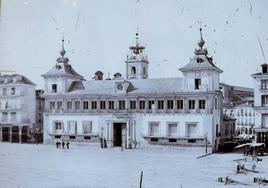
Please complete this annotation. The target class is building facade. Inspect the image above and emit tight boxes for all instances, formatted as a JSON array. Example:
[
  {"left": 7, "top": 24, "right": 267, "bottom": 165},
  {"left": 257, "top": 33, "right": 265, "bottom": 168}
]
[
  {"left": 221, "top": 83, "right": 255, "bottom": 138},
  {"left": 43, "top": 30, "right": 223, "bottom": 151},
  {"left": 0, "top": 74, "right": 36, "bottom": 143},
  {"left": 252, "top": 64, "right": 268, "bottom": 148}
]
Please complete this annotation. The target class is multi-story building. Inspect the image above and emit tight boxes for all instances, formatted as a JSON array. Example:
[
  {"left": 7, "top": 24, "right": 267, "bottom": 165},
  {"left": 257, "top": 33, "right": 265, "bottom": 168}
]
[
  {"left": 33, "top": 89, "right": 45, "bottom": 143},
  {"left": 0, "top": 74, "right": 36, "bottom": 143},
  {"left": 43, "top": 30, "right": 223, "bottom": 151},
  {"left": 221, "top": 83, "right": 255, "bottom": 138},
  {"left": 252, "top": 63, "right": 268, "bottom": 149}
]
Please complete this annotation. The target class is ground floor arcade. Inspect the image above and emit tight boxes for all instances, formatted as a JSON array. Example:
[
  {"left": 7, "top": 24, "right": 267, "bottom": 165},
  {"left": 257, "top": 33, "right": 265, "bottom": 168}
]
[{"left": 0, "top": 124, "right": 30, "bottom": 143}]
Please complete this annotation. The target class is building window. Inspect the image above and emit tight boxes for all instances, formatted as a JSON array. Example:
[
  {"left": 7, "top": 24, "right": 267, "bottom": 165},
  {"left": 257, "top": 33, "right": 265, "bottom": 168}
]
[
  {"left": 148, "top": 100, "right": 154, "bottom": 110},
  {"left": 139, "top": 100, "right": 145, "bottom": 110},
  {"left": 187, "top": 123, "right": 197, "bottom": 137},
  {"left": 188, "top": 100, "right": 195, "bottom": 109},
  {"left": 91, "top": 101, "right": 97, "bottom": 109},
  {"left": 149, "top": 122, "right": 159, "bottom": 136},
  {"left": 199, "top": 100, "right": 206, "bottom": 109},
  {"left": 75, "top": 101, "right": 80, "bottom": 110},
  {"left": 50, "top": 101, "right": 55, "bottom": 110},
  {"left": 177, "top": 100, "right": 183, "bottom": 109},
  {"left": 3, "top": 88, "right": 7, "bottom": 96},
  {"left": 83, "top": 101, "right": 89, "bottom": 109},
  {"left": 67, "top": 121, "right": 77, "bottom": 134},
  {"left": 2, "top": 112, "right": 8, "bottom": 122},
  {"left": 261, "top": 95, "right": 268, "bottom": 106},
  {"left": 157, "top": 100, "right": 164, "bottom": 109},
  {"left": 108, "top": 101, "right": 114, "bottom": 110},
  {"left": 82, "top": 121, "right": 92, "bottom": 134},
  {"left": 131, "top": 66, "right": 136, "bottom": 75},
  {"left": 67, "top": 101, "right": 72, "bottom": 110},
  {"left": 52, "top": 84, "right": 57, "bottom": 93},
  {"left": 261, "top": 80, "right": 268, "bottom": 90},
  {"left": 11, "top": 88, "right": 15, "bottom": 95},
  {"left": 10, "top": 112, "right": 16, "bottom": 122},
  {"left": 167, "top": 123, "right": 177, "bottom": 137},
  {"left": 54, "top": 121, "right": 63, "bottom": 133},
  {"left": 130, "top": 101, "right": 136, "bottom": 110},
  {"left": 57, "top": 101, "right": 63, "bottom": 110},
  {"left": 119, "top": 100, "right": 125, "bottom": 110},
  {"left": 195, "top": 79, "right": 201, "bottom": 89},
  {"left": 214, "top": 98, "right": 218, "bottom": 109},
  {"left": 100, "top": 101, "right": 106, "bottom": 110},
  {"left": 167, "top": 100, "right": 173, "bottom": 109},
  {"left": 143, "top": 67, "right": 146, "bottom": 75}
]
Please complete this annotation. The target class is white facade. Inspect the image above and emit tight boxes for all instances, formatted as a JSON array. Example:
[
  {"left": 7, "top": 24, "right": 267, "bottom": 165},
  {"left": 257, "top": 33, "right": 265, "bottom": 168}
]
[
  {"left": 43, "top": 31, "right": 223, "bottom": 151},
  {"left": 224, "top": 103, "right": 255, "bottom": 137},
  {"left": 252, "top": 64, "right": 268, "bottom": 148},
  {"left": 0, "top": 74, "right": 36, "bottom": 142}
]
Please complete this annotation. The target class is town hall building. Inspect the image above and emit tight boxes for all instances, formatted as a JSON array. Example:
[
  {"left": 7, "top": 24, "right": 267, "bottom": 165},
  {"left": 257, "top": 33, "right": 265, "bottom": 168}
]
[{"left": 42, "top": 29, "right": 223, "bottom": 151}]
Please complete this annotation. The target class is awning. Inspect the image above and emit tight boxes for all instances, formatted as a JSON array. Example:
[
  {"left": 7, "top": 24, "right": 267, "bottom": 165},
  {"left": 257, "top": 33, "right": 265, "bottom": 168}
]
[{"left": 234, "top": 143, "right": 264, "bottom": 149}]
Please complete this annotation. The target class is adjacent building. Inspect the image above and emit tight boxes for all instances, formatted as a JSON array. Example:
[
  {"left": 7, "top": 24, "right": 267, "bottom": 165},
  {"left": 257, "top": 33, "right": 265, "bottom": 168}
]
[
  {"left": 0, "top": 74, "right": 36, "bottom": 143},
  {"left": 252, "top": 64, "right": 268, "bottom": 149},
  {"left": 43, "top": 30, "right": 223, "bottom": 151},
  {"left": 221, "top": 83, "right": 255, "bottom": 138}
]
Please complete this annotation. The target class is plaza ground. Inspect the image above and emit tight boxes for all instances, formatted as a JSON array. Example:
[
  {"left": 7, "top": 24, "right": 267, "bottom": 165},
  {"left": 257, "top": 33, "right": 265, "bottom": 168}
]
[{"left": 0, "top": 143, "right": 267, "bottom": 188}]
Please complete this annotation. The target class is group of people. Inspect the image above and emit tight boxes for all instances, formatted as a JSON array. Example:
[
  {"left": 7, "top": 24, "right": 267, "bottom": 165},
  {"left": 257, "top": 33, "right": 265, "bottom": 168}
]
[{"left": 56, "top": 140, "right": 70, "bottom": 149}]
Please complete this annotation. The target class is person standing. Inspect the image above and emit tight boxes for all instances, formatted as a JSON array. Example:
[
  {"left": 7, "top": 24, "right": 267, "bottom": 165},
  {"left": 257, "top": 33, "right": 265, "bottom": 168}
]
[
  {"left": 66, "top": 141, "right": 70, "bottom": 149},
  {"left": 62, "top": 141, "right": 65, "bottom": 149}
]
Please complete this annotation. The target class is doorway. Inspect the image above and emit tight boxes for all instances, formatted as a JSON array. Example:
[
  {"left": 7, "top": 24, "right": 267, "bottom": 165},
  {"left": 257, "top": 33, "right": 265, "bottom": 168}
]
[
  {"left": 2, "top": 127, "right": 10, "bottom": 142},
  {"left": 113, "top": 123, "right": 126, "bottom": 147},
  {"left": 12, "top": 126, "right": 19, "bottom": 143}
]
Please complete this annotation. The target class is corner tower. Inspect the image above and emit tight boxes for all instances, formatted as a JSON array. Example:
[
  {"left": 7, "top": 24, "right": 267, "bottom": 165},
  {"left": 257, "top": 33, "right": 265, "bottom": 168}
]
[
  {"left": 126, "top": 32, "right": 149, "bottom": 79},
  {"left": 179, "top": 28, "right": 223, "bottom": 92},
  {"left": 42, "top": 39, "right": 84, "bottom": 94}
]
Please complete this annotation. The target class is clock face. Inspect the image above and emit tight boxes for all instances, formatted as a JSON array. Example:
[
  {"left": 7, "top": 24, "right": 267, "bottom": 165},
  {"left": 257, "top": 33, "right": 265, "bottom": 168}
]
[{"left": 117, "top": 84, "right": 123, "bottom": 90}]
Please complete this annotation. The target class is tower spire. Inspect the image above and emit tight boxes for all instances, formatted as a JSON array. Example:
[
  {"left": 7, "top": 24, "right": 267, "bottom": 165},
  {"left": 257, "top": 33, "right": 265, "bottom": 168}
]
[
  {"left": 60, "top": 37, "right": 66, "bottom": 57},
  {"left": 57, "top": 37, "right": 69, "bottom": 63},
  {"left": 198, "top": 28, "right": 205, "bottom": 49},
  {"left": 136, "top": 27, "right": 139, "bottom": 46}
]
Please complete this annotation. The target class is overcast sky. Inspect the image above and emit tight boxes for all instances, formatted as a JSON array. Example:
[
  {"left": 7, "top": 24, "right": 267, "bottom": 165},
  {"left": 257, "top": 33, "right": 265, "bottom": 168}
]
[{"left": 0, "top": 0, "right": 268, "bottom": 89}]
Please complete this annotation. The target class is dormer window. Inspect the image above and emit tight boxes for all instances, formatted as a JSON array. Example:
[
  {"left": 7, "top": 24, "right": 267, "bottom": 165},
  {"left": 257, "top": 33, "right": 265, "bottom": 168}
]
[
  {"left": 195, "top": 79, "right": 201, "bottom": 89},
  {"left": 196, "top": 57, "right": 203, "bottom": 63},
  {"left": 52, "top": 84, "right": 57, "bottom": 93}
]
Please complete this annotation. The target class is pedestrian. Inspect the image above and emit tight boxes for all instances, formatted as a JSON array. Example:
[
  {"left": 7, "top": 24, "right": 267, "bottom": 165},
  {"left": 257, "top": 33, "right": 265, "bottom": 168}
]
[
  {"left": 62, "top": 141, "right": 65, "bottom": 149},
  {"left": 236, "top": 161, "right": 240, "bottom": 173},
  {"left": 56, "top": 141, "right": 58, "bottom": 148},
  {"left": 66, "top": 141, "right": 69, "bottom": 149}
]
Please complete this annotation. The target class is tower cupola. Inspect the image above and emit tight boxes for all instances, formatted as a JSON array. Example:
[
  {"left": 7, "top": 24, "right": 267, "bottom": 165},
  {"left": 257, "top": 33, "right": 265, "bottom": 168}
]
[{"left": 126, "top": 32, "right": 149, "bottom": 80}]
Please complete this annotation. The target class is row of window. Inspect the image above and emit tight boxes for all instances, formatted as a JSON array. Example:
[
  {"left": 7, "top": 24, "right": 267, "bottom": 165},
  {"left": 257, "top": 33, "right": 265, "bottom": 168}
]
[
  {"left": 0, "top": 87, "right": 16, "bottom": 96},
  {"left": 54, "top": 120, "right": 92, "bottom": 134},
  {"left": 1, "top": 112, "right": 17, "bottom": 122},
  {"left": 49, "top": 99, "right": 208, "bottom": 111},
  {"left": 149, "top": 122, "right": 198, "bottom": 137}
]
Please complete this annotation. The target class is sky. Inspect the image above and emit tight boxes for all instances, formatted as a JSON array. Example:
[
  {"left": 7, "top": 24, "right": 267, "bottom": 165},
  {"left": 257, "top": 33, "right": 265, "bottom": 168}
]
[{"left": 0, "top": 0, "right": 268, "bottom": 89}]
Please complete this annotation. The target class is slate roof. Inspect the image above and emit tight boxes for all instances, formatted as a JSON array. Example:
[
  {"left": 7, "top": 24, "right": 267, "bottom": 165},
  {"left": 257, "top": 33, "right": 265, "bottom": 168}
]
[
  {"left": 42, "top": 63, "right": 84, "bottom": 79},
  {"left": 179, "top": 55, "right": 223, "bottom": 73},
  {"left": 0, "top": 74, "right": 35, "bottom": 85},
  {"left": 67, "top": 77, "right": 184, "bottom": 95}
]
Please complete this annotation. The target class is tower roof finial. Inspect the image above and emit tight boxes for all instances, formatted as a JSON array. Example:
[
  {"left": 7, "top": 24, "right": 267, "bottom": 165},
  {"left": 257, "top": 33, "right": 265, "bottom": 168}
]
[
  {"left": 198, "top": 27, "right": 205, "bottom": 49},
  {"left": 136, "top": 27, "right": 139, "bottom": 46},
  {"left": 60, "top": 37, "right": 66, "bottom": 57}
]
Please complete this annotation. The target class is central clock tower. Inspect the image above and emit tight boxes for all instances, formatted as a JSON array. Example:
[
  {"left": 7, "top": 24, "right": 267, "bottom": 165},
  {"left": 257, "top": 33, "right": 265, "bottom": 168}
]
[{"left": 125, "top": 32, "right": 149, "bottom": 80}]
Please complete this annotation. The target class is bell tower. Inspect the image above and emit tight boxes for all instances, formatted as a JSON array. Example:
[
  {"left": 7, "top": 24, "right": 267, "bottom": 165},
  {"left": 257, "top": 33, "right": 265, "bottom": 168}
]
[{"left": 126, "top": 32, "right": 149, "bottom": 79}]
